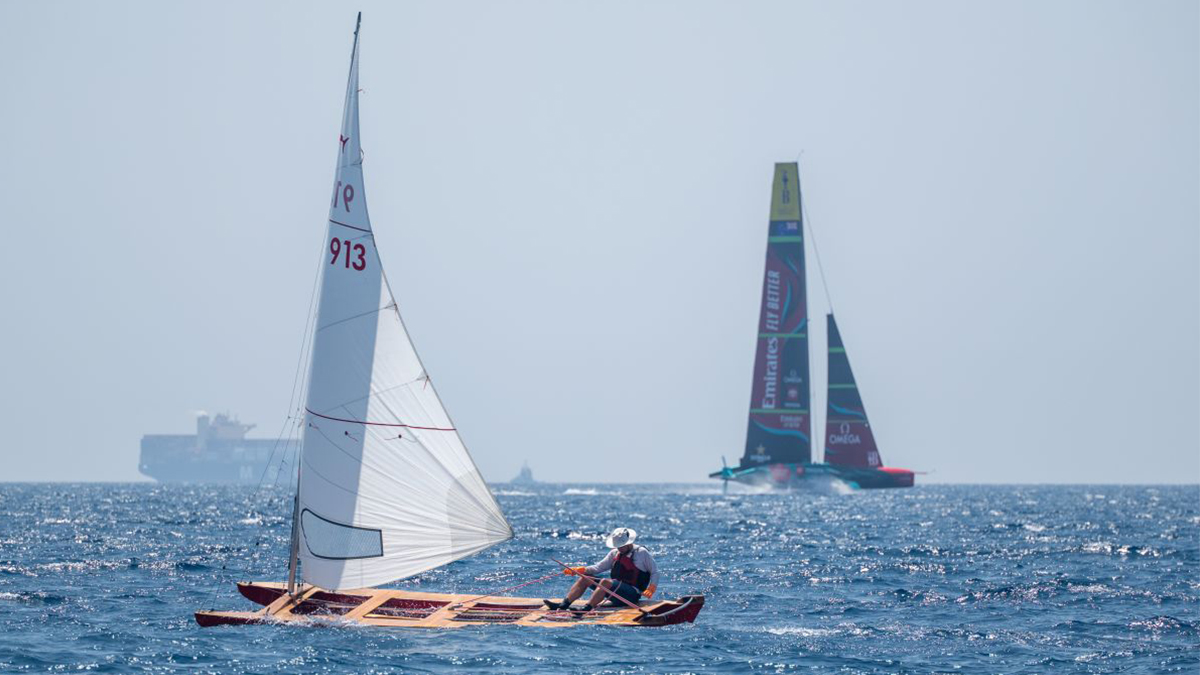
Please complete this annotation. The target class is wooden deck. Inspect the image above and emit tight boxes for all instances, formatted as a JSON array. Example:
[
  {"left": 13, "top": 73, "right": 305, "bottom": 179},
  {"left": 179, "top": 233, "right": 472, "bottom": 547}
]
[{"left": 195, "top": 581, "right": 704, "bottom": 629}]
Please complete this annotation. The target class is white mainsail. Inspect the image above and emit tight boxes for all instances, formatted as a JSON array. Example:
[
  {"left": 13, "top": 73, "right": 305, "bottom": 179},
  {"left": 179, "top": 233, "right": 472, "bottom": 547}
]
[{"left": 296, "top": 16, "right": 512, "bottom": 591}]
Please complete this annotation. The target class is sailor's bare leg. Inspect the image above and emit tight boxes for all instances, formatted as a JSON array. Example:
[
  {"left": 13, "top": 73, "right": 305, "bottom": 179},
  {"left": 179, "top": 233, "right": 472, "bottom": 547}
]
[
  {"left": 561, "top": 576, "right": 591, "bottom": 604},
  {"left": 586, "top": 579, "right": 614, "bottom": 607}
]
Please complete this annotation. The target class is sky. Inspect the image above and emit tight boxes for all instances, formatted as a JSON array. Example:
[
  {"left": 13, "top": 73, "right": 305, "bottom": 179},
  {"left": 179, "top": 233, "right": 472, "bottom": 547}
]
[{"left": 0, "top": 1, "right": 1196, "bottom": 484}]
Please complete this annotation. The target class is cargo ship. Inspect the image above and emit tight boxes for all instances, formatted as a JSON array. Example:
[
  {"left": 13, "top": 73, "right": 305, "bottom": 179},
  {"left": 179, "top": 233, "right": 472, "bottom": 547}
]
[
  {"left": 710, "top": 163, "right": 915, "bottom": 490},
  {"left": 139, "top": 413, "right": 286, "bottom": 483}
]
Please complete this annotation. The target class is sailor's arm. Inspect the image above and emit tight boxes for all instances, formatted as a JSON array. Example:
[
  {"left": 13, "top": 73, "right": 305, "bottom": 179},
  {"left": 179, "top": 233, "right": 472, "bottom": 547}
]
[
  {"left": 584, "top": 550, "right": 617, "bottom": 576},
  {"left": 640, "top": 549, "right": 660, "bottom": 597}
]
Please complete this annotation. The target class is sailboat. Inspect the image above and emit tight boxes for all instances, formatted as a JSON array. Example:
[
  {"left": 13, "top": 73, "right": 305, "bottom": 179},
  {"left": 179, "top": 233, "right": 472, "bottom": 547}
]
[
  {"left": 709, "top": 163, "right": 915, "bottom": 490},
  {"left": 196, "top": 15, "right": 704, "bottom": 629}
]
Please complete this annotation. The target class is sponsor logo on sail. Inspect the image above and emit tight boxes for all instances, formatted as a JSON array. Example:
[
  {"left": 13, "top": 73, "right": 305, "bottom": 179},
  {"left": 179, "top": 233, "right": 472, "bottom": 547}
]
[
  {"left": 779, "top": 414, "right": 804, "bottom": 430},
  {"left": 828, "top": 421, "right": 862, "bottom": 445},
  {"left": 761, "top": 336, "right": 778, "bottom": 408},
  {"left": 764, "top": 270, "right": 781, "bottom": 331},
  {"left": 760, "top": 269, "right": 783, "bottom": 409},
  {"left": 783, "top": 368, "right": 803, "bottom": 408}
]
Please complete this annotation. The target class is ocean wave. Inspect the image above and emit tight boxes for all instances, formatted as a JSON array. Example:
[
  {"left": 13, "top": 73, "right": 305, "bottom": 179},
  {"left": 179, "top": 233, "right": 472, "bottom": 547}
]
[
  {"left": 1079, "top": 541, "right": 1163, "bottom": 557},
  {"left": 766, "top": 626, "right": 839, "bottom": 637},
  {"left": 1128, "top": 616, "right": 1198, "bottom": 635},
  {"left": 561, "top": 488, "right": 623, "bottom": 496},
  {"left": 0, "top": 591, "right": 66, "bottom": 605}
]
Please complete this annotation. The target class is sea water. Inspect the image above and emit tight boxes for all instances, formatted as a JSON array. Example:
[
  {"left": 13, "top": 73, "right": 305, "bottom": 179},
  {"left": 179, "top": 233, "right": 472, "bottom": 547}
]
[{"left": 0, "top": 483, "right": 1196, "bottom": 673}]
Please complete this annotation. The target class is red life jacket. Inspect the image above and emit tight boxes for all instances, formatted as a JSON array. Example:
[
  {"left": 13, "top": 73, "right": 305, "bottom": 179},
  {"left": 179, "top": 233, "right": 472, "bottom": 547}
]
[{"left": 610, "top": 548, "right": 652, "bottom": 591}]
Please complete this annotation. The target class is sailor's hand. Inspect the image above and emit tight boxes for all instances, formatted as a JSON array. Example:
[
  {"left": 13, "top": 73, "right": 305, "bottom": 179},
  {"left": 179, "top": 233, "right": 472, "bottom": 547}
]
[
  {"left": 564, "top": 566, "right": 587, "bottom": 576},
  {"left": 642, "top": 584, "right": 656, "bottom": 599}
]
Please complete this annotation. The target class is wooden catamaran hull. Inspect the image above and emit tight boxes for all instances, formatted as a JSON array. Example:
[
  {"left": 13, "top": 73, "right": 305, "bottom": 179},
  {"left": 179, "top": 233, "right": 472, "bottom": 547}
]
[{"left": 195, "top": 582, "right": 704, "bottom": 628}]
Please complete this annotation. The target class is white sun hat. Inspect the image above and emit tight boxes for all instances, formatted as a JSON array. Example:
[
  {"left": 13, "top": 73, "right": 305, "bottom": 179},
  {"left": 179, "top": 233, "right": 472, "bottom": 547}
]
[{"left": 604, "top": 527, "right": 638, "bottom": 549}]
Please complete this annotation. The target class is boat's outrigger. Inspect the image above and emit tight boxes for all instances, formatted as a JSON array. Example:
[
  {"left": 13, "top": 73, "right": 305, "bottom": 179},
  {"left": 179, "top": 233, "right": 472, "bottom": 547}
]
[{"left": 195, "top": 582, "right": 704, "bottom": 629}]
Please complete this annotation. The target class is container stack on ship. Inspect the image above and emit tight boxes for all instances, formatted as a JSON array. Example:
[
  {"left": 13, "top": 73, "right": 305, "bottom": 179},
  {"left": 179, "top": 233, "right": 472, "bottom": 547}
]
[{"left": 139, "top": 413, "right": 282, "bottom": 483}]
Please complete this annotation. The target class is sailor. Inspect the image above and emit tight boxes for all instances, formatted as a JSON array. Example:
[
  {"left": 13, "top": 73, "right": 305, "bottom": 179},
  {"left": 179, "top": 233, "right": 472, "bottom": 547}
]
[{"left": 543, "top": 527, "right": 659, "bottom": 613}]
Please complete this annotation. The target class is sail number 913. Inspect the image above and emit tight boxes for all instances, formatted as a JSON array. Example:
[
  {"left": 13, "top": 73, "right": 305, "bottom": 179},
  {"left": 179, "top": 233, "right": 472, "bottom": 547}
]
[{"left": 330, "top": 238, "right": 366, "bottom": 271}]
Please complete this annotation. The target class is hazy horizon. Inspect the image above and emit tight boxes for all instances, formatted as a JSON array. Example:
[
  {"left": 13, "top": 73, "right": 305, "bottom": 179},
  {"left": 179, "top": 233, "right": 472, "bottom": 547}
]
[
  {"left": 2, "top": 479, "right": 1198, "bottom": 486},
  {"left": 1, "top": 1, "right": 1196, "bottom": 485}
]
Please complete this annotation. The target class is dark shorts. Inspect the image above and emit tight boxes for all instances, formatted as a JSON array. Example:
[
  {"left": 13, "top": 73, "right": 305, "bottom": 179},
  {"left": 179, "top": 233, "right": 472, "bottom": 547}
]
[{"left": 586, "top": 577, "right": 642, "bottom": 606}]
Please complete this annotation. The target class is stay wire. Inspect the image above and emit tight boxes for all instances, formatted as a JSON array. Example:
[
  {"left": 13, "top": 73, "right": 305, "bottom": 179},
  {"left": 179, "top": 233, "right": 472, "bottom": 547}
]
[
  {"left": 205, "top": 226, "right": 326, "bottom": 610},
  {"left": 451, "top": 571, "right": 562, "bottom": 608},
  {"left": 797, "top": 163, "right": 836, "bottom": 314},
  {"left": 244, "top": 225, "right": 326, "bottom": 512}
]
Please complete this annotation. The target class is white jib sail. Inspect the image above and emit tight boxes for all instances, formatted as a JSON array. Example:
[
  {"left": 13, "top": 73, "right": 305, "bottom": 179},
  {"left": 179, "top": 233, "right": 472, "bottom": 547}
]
[{"left": 297, "top": 18, "right": 512, "bottom": 591}]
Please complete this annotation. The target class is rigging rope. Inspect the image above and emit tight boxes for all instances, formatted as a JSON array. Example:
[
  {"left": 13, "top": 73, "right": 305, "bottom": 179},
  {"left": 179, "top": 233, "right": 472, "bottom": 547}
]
[
  {"left": 205, "top": 226, "right": 326, "bottom": 609},
  {"left": 451, "top": 571, "right": 561, "bottom": 608},
  {"left": 796, "top": 158, "right": 836, "bottom": 313}
]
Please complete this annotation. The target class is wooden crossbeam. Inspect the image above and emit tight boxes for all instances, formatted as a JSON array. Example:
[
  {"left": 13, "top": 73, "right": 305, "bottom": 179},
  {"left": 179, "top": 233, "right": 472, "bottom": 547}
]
[
  {"left": 419, "top": 598, "right": 475, "bottom": 626},
  {"left": 259, "top": 585, "right": 320, "bottom": 619},
  {"left": 341, "top": 591, "right": 394, "bottom": 620}
]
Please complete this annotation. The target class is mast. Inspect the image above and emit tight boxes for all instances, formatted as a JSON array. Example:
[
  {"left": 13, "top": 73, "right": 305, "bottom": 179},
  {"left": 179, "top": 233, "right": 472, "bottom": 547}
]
[
  {"left": 287, "top": 11, "right": 362, "bottom": 597},
  {"left": 798, "top": 164, "right": 837, "bottom": 464},
  {"left": 286, "top": 486, "right": 300, "bottom": 594},
  {"left": 350, "top": 12, "right": 362, "bottom": 76},
  {"left": 797, "top": 169, "right": 816, "bottom": 465}
]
